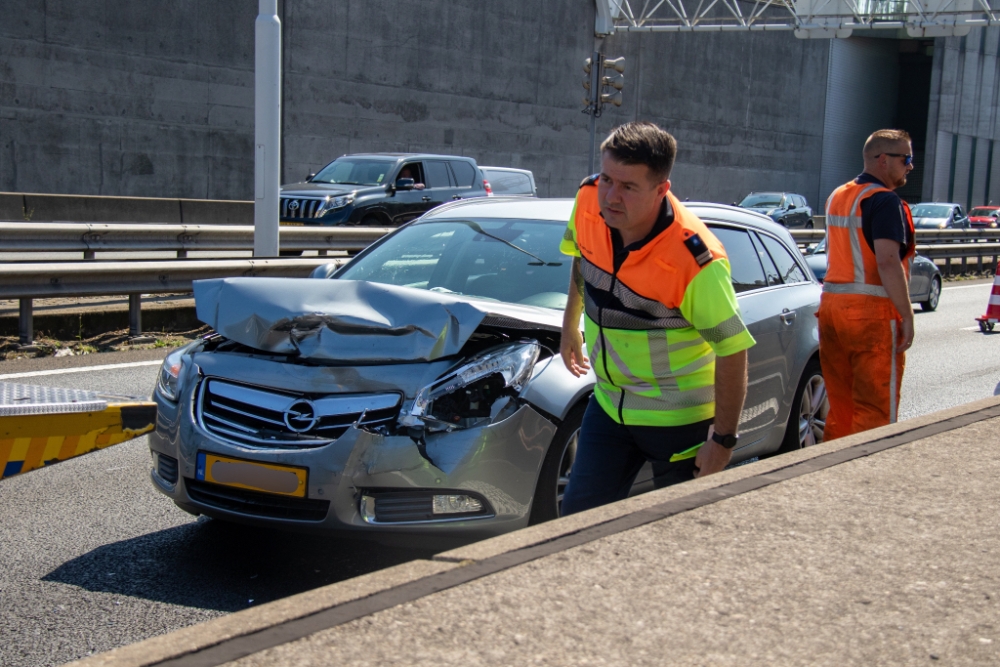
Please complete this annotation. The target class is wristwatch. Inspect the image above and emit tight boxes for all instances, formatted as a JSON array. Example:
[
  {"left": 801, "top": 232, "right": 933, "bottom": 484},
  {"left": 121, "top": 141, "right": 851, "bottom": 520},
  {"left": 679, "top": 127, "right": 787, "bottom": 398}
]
[{"left": 711, "top": 431, "right": 739, "bottom": 449}]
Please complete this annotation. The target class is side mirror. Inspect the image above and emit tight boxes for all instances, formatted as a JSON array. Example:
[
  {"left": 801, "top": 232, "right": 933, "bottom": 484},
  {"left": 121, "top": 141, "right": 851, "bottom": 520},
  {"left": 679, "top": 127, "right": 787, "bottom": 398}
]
[
  {"left": 787, "top": 203, "right": 796, "bottom": 210},
  {"left": 305, "top": 173, "right": 316, "bottom": 182},
  {"left": 395, "top": 177, "right": 416, "bottom": 191}
]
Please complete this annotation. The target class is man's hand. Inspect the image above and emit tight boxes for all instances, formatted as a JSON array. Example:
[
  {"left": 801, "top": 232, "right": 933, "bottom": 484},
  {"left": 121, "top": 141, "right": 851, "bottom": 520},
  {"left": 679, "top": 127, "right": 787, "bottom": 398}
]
[
  {"left": 560, "top": 326, "right": 590, "bottom": 377},
  {"left": 561, "top": 257, "right": 590, "bottom": 377},
  {"left": 874, "top": 238, "right": 914, "bottom": 353},
  {"left": 897, "top": 315, "right": 914, "bottom": 353},
  {"left": 693, "top": 425, "right": 731, "bottom": 478}
]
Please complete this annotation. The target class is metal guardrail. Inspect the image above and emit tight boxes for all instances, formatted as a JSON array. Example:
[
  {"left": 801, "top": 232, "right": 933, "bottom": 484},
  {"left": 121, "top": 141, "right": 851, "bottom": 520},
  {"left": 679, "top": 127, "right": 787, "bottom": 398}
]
[
  {"left": 6, "top": 257, "right": 347, "bottom": 347},
  {"left": 0, "top": 222, "right": 391, "bottom": 258},
  {"left": 3, "top": 225, "right": 999, "bottom": 349}
]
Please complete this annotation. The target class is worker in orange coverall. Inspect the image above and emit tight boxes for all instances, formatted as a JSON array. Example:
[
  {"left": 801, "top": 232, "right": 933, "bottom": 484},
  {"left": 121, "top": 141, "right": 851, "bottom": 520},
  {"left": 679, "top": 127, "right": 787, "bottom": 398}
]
[{"left": 819, "top": 128, "right": 916, "bottom": 441}]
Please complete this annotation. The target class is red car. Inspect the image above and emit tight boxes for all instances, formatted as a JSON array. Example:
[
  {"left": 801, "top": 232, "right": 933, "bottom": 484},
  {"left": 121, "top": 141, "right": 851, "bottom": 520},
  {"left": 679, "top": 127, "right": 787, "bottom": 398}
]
[{"left": 968, "top": 206, "right": 1000, "bottom": 228}]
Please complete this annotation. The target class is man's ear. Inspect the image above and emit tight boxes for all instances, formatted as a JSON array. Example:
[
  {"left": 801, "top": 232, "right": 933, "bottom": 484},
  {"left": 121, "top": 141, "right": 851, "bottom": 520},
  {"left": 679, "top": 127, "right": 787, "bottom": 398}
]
[{"left": 658, "top": 179, "right": 671, "bottom": 198}]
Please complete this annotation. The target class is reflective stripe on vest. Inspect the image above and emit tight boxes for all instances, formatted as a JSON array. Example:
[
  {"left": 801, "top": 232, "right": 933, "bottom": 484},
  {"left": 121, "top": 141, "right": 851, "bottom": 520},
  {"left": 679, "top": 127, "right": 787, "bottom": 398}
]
[
  {"left": 823, "top": 180, "right": 915, "bottom": 299},
  {"left": 571, "top": 186, "right": 734, "bottom": 426}
]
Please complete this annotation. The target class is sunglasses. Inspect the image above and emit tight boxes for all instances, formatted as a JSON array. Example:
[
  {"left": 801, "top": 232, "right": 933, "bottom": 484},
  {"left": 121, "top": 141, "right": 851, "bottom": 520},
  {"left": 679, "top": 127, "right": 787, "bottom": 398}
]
[{"left": 879, "top": 152, "right": 913, "bottom": 166}]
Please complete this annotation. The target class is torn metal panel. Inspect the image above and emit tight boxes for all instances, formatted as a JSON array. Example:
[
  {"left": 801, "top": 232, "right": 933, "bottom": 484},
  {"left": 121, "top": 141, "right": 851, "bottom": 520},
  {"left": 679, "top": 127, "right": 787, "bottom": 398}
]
[{"left": 193, "top": 278, "right": 563, "bottom": 362}]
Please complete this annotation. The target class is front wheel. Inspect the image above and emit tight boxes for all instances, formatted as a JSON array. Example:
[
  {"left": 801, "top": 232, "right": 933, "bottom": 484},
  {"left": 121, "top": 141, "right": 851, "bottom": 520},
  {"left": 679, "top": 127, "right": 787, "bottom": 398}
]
[
  {"left": 777, "top": 358, "right": 828, "bottom": 454},
  {"left": 920, "top": 276, "right": 941, "bottom": 311},
  {"left": 529, "top": 401, "right": 586, "bottom": 525}
]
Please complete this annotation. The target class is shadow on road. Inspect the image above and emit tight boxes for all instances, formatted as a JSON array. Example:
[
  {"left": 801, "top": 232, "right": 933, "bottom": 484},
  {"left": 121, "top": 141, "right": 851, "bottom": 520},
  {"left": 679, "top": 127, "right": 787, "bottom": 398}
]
[{"left": 42, "top": 517, "right": 436, "bottom": 612}]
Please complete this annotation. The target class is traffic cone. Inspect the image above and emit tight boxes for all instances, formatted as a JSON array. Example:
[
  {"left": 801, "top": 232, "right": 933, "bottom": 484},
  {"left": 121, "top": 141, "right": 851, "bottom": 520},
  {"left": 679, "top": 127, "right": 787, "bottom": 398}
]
[{"left": 975, "top": 262, "right": 1000, "bottom": 332}]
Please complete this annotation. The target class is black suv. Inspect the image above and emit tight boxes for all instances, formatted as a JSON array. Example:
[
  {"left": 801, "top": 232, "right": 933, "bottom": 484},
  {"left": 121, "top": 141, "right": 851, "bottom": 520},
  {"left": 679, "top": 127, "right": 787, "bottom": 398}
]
[
  {"left": 736, "top": 192, "right": 814, "bottom": 228},
  {"left": 279, "top": 153, "right": 490, "bottom": 226}
]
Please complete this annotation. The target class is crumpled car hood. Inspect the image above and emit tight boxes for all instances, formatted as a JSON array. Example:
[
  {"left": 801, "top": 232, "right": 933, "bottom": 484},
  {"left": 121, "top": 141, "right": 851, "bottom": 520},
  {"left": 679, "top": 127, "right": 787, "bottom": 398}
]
[{"left": 194, "top": 278, "right": 562, "bottom": 362}]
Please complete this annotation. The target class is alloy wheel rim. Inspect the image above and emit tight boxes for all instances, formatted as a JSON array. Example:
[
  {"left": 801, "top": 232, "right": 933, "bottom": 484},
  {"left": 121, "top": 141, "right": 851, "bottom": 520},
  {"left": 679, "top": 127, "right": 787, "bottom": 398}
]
[
  {"left": 797, "top": 374, "right": 828, "bottom": 448},
  {"left": 929, "top": 280, "right": 941, "bottom": 309}
]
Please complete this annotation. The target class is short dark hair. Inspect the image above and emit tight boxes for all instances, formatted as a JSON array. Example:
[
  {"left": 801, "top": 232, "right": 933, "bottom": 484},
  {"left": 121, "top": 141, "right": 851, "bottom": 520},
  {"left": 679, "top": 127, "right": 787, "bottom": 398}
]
[
  {"left": 863, "top": 129, "right": 912, "bottom": 159},
  {"left": 600, "top": 122, "right": 677, "bottom": 182}
]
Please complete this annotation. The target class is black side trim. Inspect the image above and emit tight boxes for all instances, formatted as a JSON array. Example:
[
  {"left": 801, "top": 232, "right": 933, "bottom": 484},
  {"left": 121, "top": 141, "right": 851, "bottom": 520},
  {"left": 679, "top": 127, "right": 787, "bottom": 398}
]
[{"left": 120, "top": 404, "right": 158, "bottom": 431}]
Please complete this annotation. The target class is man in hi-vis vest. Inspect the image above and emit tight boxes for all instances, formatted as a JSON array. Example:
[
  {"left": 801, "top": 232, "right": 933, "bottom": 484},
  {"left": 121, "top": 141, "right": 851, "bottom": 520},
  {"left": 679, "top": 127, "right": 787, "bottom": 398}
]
[
  {"left": 819, "top": 129, "right": 916, "bottom": 441},
  {"left": 558, "top": 122, "right": 755, "bottom": 516}
]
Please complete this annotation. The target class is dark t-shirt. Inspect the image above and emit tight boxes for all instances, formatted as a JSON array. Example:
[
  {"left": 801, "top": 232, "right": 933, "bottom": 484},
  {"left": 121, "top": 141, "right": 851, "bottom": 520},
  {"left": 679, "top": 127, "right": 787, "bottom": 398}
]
[{"left": 856, "top": 173, "right": 910, "bottom": 259}]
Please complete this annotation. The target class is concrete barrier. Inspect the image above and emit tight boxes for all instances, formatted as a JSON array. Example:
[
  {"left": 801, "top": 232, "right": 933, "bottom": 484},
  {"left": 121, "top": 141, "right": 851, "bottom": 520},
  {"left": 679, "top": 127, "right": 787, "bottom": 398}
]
[{"left": 0, "top": 192, "right": 253, "bottom": 225}]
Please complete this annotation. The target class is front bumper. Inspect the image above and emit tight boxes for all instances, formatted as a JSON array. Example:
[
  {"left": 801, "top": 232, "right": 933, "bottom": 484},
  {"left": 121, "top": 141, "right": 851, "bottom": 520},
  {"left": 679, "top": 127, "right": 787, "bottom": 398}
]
[{"left": 148, "top": 374, "right": 556, "bottom": 545}]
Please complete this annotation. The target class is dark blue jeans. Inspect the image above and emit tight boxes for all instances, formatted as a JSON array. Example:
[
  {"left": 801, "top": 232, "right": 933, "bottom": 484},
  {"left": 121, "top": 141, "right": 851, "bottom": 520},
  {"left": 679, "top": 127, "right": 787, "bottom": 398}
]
[{"left": 560, "top": 396, "right": 714, "bottom": 517}]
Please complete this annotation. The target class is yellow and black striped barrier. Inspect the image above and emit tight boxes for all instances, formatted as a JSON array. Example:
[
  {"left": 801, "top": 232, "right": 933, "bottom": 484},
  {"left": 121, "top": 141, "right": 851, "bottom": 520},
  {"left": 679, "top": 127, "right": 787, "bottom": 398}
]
[{"left": 0, "top": 382, "right": 156, "bottom": 480}]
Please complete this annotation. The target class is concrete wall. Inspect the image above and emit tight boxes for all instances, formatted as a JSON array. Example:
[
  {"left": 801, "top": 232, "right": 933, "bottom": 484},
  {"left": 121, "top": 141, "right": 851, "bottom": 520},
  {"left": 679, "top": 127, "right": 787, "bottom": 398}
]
[
  {"left": 0, "top": 0, "right": 831, "bottom": 206},
  {"left": 924, "top": 28, "right": 1000, "bottom": 210}
]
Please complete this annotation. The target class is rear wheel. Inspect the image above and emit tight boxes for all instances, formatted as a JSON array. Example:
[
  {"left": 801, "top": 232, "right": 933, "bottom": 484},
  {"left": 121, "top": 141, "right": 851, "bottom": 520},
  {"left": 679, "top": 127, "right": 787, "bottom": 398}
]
[
  {"left": 920, "top": 276, "right": 941, "bottom": 311},
  {"left": 529, "top": 401, "right": 586, "bottom": 525},
  {"left": 778, "top": 358, "right": 827, "bottom": 454},
  {"left": 805, "top": 219, "right": 814, "bottom": 229}
]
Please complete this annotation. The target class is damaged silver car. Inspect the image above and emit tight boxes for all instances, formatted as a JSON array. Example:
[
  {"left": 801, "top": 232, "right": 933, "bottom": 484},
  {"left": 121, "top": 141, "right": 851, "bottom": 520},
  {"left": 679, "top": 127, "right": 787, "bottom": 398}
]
[{"left": 148, "top": 197, "right": 826, "bottom": 545}]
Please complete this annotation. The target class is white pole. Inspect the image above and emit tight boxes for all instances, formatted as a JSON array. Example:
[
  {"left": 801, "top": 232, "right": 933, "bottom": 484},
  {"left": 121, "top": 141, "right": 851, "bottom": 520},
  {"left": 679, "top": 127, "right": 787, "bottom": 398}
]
[{"left": 254, "top": 0, "right": 281, "bottom": 257}]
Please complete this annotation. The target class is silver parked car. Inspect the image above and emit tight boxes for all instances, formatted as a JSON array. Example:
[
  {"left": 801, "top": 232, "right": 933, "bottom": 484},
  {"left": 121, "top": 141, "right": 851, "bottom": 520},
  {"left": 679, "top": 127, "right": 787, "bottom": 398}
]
[
  {"left": 910, "top": 202, "right": 970, "bottom": 229},
  {"left": 148, "top": 198, "right": 827, "bottom": 545}
]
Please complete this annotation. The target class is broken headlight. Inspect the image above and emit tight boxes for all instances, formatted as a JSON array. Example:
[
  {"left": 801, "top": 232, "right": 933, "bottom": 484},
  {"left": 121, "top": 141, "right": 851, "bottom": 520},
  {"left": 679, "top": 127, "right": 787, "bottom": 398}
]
[{"left": 404, "top": 342, "right": 541, "bottom": 429}]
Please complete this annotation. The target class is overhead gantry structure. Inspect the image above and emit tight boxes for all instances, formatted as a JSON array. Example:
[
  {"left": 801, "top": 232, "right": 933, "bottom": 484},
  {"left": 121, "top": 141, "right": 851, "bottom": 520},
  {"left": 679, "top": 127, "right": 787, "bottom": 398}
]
[{"left": 594, "top": 0, "right": 989, "bottom": 37}]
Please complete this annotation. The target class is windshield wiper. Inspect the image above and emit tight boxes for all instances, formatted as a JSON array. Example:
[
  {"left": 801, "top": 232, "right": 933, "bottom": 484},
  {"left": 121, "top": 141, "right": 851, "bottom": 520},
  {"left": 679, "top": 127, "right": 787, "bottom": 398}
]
[{"left": 464, "top": 221, "right": 563, "bottom": 266}]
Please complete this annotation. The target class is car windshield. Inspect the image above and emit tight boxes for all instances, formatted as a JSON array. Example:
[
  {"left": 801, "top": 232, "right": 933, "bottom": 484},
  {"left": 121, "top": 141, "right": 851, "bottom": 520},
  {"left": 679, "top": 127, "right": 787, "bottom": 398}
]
[
  {"left": 969, "top": 207, "right": 997, "bottom": 217},
  {"left": 911, "top": 204, "right": 952, "bottom": 218},
  {"left": 739, "top": 194, "right": 783, "bottom": 208},
  {"left": 337, "top": 218, "right": 571, "bottom": 309},
  {"left": 310, "top": 158, "right": 397, "bottom": 186}
]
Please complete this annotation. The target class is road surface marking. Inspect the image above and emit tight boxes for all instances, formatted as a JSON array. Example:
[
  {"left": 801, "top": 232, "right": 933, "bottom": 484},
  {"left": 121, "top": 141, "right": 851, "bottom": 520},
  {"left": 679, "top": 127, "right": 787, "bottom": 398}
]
[
  {"left": 943, "top": 283, "right": 994, "bottom": 291},
  {"left": 0, "top": 360, "right": 162, "bottom": 380}
]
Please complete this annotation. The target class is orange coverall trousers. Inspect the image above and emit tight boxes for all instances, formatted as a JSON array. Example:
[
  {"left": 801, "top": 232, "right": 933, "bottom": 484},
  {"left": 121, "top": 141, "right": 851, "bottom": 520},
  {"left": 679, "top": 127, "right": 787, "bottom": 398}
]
[{"left": 818, "top": 296, "right": 905, "bottom": 441}]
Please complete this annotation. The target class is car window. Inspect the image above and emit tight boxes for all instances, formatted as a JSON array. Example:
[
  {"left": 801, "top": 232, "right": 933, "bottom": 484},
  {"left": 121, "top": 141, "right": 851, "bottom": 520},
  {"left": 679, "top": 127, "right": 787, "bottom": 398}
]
[
  {"left": 337, "top": 219, "right": 571, "bottom": 309},
  {"left": 911, "top": 204, "right": 952, "bottom": 218},
  {"left": 423, "top": 161, "right": 453, "bottom": 188},
  {"left": 709, "top": 226, "right": 768, "bottom": 293},
  {"left": 312, "top": 158, "right": 397, "bottom": 186},
  {"left": 449, "top": 161, "right": 476, "bottom": 188},
  {"left": 738, "top": 194, "right": 783, "bottom": 208},
  {"left": 796, "top": 195, "right": 808, "bottom": 208},
  {"left": 955, "top": 207, "right": 964, "bottom": 217},
  {"left": 749, "top": 232, "right": 782, "bottom": 286},
  {"left": 486, "top": 171, "right": 533, "bottom": 195},
  {"left": 398, "top": 162, "right": 425, "bottom": 186},
  {"left": 758, "top": 233, "right": 809, "bottom": 284}
]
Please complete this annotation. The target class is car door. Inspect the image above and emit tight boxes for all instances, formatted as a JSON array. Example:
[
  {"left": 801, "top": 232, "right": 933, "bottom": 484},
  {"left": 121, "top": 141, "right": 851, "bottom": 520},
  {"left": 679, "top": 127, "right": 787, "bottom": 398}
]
[
  {"left": 385, "top": 161, "right": 429, "bottom": 225},
  {"left": 447, "top": 160, "right": 482, "bottom": 201},
  {"left": 418, "top": 160, "right": 457, "bottom": 215},
  {"left": 707, "top": 224, "right": 794, "bottom": 460}
]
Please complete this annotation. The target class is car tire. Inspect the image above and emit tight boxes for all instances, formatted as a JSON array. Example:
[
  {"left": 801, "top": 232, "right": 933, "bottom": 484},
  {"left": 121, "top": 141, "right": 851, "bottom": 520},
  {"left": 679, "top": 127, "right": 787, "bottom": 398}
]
[
  {"left": 528, "top": 400, "right": 586, "bottom": 525},
  {"left": 805, "top": 219, "right": 814, "bottom": 229},
  {"left": 778, "top": 218, "right": 787, "bottom": 227},
  {"left": 921, "top": 276, "right": 941, "bottom": 312},
  {"left": 777, "top": 358, "right": 827, "bottom": 454}
]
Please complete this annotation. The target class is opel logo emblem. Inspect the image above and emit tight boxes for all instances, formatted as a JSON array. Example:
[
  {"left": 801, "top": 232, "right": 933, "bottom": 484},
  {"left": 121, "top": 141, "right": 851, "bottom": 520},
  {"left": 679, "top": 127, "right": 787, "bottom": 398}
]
[
  {"left": 288, "top": 200, "right": 300, "bottom": 211},
  {"left": 284, "top": 399, "right": 318, "bottom": 433}
]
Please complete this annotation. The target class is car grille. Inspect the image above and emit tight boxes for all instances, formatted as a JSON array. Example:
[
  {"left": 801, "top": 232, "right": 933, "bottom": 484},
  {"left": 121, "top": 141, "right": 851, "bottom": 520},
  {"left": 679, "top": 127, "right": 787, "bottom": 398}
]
[
  {"left": 186, "top": 478, "right": 330, "bottom": 522},
  {"left": 156, "top": 453, "right": 179, "bottom": 484},
  {"left": 281, "top": 197, "right": 324, "bottom": 219},
  {"left": 197, "top": 379, "right": 401, "bottom": 448}
]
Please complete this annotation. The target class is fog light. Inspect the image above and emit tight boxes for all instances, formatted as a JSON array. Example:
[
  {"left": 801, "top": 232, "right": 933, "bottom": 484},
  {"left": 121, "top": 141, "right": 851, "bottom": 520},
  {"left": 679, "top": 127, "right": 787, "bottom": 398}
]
[{"left": 432, "top": 494, "right": 483, "bottom": 515}]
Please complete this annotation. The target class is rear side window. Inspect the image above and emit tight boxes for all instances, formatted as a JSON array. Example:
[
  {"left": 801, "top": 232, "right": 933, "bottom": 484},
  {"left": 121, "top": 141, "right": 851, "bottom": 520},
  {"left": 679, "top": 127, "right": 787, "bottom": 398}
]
[
  {"left": 758, "top": 233, "right": 809, "bottom": 284},
  {"left": 424, "top": 161, "right": 453, "bottom": 188},
  {"left": 486, "top": 171, "right": 533, "bottom": 195},
  {"left": 709, "top": 226, "right": 768, "bottom": 293},
  {"left": 449, "top": 161, "right": 476, "bottom": 188}
]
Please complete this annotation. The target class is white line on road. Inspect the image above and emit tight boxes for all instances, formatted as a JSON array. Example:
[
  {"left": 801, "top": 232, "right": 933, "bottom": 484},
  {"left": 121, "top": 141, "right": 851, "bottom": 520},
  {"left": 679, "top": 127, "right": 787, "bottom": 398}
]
[
  {"left": 0, "top": 360, "right": 163, "bottom": 380},
  {"left": 943, "top": 283, "right": 995, "bottom": 291}
]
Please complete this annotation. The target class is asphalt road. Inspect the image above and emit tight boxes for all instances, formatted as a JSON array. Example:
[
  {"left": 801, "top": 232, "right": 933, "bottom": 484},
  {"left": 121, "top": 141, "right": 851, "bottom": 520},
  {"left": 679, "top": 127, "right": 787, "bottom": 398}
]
[{"left": 0, "top": 279, "right": 998, "bottom": 666}]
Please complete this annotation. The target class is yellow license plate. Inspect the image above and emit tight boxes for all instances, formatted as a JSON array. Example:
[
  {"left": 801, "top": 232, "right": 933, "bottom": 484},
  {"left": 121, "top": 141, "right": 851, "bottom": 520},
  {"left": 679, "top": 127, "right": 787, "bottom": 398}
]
[
  {"left": 280, "top": 221, "right": 305, "bottom": 226},
  {"left": 196, "top": 452, "right": 307, "bottom": 498}
]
